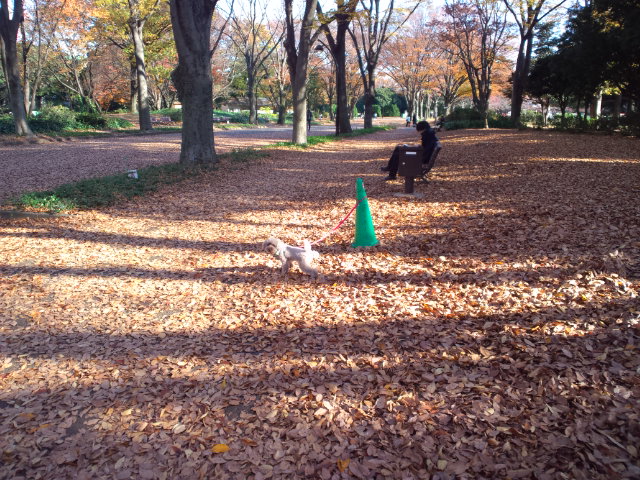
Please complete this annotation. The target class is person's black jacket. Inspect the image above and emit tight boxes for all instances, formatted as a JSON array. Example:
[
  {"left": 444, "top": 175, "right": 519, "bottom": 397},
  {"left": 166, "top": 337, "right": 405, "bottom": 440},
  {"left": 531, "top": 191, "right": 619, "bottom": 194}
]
[{"left": 421, "top": 127, "right": 438, "bottom": 163}]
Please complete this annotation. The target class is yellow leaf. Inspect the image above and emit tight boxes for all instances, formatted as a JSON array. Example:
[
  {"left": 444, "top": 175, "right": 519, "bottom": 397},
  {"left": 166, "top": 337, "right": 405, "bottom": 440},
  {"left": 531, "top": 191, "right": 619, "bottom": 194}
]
[
  {"left": 221, "top": 378, "right": 227, "bottom": 389},
  {"left": 337, "top": 458, "right": 350, "bottom": 472},
  {"left": 212, "top": 444, "right": 230, "bottom": 453}
]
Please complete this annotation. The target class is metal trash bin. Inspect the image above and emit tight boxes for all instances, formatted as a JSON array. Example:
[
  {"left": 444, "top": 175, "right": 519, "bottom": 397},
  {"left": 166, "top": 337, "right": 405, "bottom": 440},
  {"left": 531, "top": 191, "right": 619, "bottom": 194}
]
[{"left": 398, "top": 145, "right": 423, "bottom": 193}]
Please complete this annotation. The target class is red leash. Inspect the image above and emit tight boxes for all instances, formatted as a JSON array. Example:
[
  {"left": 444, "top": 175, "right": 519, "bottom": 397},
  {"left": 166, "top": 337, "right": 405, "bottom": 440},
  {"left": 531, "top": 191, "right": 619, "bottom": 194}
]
[{"left": 307, "top": 196, "right": 366, "bottom": 246}]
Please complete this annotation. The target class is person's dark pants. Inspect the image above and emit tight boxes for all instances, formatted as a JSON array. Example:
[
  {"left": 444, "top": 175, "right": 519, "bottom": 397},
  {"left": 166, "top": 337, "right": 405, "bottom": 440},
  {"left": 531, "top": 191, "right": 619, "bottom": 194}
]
[{"left": 385, "top": 146, "right": 401, "bottom": 176}]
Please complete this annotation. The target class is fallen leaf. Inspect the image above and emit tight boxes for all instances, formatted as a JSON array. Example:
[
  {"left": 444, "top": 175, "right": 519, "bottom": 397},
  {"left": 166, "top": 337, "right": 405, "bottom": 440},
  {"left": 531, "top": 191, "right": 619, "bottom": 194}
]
[{"left": 211, "top": 444, "right": 230, "bottom": 454}]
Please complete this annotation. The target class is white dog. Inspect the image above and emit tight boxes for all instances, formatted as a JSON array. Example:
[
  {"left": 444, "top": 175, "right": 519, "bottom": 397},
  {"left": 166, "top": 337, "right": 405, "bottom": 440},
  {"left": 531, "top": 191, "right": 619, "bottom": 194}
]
[{"left": 263, "top": 237, "right": 320, "bottom": 277}]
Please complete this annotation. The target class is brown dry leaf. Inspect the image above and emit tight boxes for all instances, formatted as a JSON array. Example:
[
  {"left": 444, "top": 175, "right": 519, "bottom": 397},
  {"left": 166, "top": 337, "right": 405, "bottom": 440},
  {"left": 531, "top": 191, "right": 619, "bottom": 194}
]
[
  {"left": 337, "top": 458, "right": 350, "bottom": 472},
  {"left": 1, "top": 122, "right": 639, "bottom": 480}
]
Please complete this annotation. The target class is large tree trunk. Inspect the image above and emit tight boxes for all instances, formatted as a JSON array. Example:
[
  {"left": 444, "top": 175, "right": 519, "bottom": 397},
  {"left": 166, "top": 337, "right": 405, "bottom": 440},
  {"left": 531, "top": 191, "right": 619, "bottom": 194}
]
[
  {"left": 333, "top": 23, "right": 352, "bottom": 135},
  {"left": 4, "top": 40, "right": 31, "bottom": 135},
  {"left": 1, "top": 0, "right": 33, "bottom": 136},
  {"left": 130, "top": 19, "right": 153, "bottom": 131},
  {"left": 291, "top": 72, "right": 308, "bottom": 143},
  {"left": 318, "top": 1, "right": 356, "bottom": 135},
  {"left": 510, "top": 32, "right": 534, "bottom": 126},
  {"left": 170, "top": 0, "right": 217, "bottom": 164},
  {"left": 510, "top": 39, "right": 526, "bottom": 125},
  {"left": 284, "top": 0, "right": 318, "bottom": 144}
]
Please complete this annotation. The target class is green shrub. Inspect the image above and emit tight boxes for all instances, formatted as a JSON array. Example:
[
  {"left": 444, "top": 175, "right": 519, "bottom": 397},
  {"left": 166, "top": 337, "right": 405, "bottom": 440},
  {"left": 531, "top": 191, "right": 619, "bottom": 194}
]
[
  {"left": 519, "top": 110, "right": 544, "bottom": 127},
  {"left": 0, "top": 114, "right": 13, "bottom": 134},
  {"left": 550, "top": 114, "right": 591, "bottom": 131},
  {"left": 152, "top": 108, "right": 183, "bottom": 121},
  {"left": 447, "top": 107, "right": 482, "bottom": 122},
  {"left": 620, "top": 112, "right": 640, "bottom": 136},
  {"left": 488, "top": 112, "right": 514, "bottom": 129},
  {"left": 30, "top": 105, "right": 78, "bottom": 132},
  {"left": 211, "top": 110, "right": 273, "bottom": 125},
  {"left": 106, "top": 117, "right": 133, "bottom": 129},
  {"left": 76, "top": 112, "right": 108, "bottom": 129},
  {"left": 444, "top": 119, "right": 483, "bottom": 130},
  {"left": 382, "top": 103, "right": 401, "bottom": 117},
  {"left": 443, "top": 109, "right": 514, "bottom": 130}
]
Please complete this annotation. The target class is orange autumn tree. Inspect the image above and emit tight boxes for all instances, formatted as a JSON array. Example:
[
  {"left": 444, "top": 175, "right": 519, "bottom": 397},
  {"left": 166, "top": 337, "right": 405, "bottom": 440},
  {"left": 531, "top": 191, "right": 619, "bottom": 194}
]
[
  {"left": 443, "top": 0, "right": 511, "bottom": 127},
  {"left": 228, "top": 0, "right": 284, "bottom": 125},
  {"left": 260, "top": 31, "right": 291, "bottom": 125},
  {"left": 47, "top": 0, "right": 102, "bottom": 111},
  {"left": 381, "top": 12, "right": 439, "bottom": 121},
  {"left": 92, "top": 0, "right": 167, "bottom": 130},
  {"left": 430, "top": 14, "right": 470, "bottom": 114},
  {"left": 20, "top": 0, "right": 86, "bottom": 115},
  {"left": 90, "top": 44, "right": 130, "bottom": 109}
]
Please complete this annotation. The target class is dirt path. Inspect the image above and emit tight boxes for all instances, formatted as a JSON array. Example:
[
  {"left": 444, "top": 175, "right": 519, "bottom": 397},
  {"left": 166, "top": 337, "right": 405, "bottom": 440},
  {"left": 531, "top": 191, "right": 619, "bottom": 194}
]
[
  {"left": 0, "top": 123, "right": 338, "bottom": 205},
  {"left": 1, "top": 128, "right": 639, "bottom": 479}
]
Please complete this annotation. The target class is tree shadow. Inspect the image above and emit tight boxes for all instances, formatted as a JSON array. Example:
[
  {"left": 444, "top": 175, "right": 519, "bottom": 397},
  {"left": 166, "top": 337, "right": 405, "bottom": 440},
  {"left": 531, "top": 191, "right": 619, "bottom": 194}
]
[{"left": 1, "top": 298, "right": 638, "bottom": 478}]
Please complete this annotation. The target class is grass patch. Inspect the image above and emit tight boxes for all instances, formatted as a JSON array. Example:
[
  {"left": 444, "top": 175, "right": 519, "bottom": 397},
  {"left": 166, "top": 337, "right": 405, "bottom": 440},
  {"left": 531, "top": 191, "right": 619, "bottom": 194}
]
[
  {"left": 226, "top": 148, "right": 267, "bottom": 164},
  {"left": 271, "top": 126, "right": 392, "bottom": 148},
  {"left": 11, "top": 149, "right": 268, "bottom": 213}
]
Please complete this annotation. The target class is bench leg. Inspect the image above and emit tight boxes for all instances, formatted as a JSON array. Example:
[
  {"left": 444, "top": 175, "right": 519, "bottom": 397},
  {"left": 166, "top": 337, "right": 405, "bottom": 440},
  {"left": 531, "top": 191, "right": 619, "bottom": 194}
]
[{"left": 404, "top": 176, "right": 415, "bottom": 194}]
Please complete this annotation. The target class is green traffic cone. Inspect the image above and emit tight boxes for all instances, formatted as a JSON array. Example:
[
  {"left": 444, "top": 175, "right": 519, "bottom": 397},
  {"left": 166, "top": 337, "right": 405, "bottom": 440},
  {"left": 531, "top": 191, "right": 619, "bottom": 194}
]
[{"left": 352, "top": 177, "right": 379, "bottom": 247}]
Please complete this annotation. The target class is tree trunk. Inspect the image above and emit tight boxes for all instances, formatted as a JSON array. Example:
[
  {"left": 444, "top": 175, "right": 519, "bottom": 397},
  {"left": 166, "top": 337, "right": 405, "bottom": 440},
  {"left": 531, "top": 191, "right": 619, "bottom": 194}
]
[
  {"left": 1, "top": 0, "right": 33, "bottom": 136},
  {"left": 130, "top": 63, "right": 138, "bottom": 113},
  {"left": 613, "top": 93, "right": 622, "bottom": 120},
  {"left": 130, "top": 19, "right": 153, "bottom": 131},
  {"left": 327, "top": 89, "right": 334, "bottom": 121},
  {"left": 247, "top": 71, "right": 257, "bottom": 124},
  {"left": 510, "top": 38, "right": 526, "bottom": 126},
  {"left": 277, "top": 103, "right": 286, "bottom": 125},
  {"left": 20, "top": 22, "right": 32, "bottom": 115},
  {"left": 334, "top": 43, "right": 351, "bottom": 134},
  {"left": 362, "top": 65, "right": 375, "bottom": 128},
  {"left": 407, "top": 93, "right": 415, "bottom": 121},
  {"left": 332, "top": 10, "right": 353, "bottom": 135},
  {"left": 291, "top": 73, "right": 308, "bottom": 143},
  {"left": 592, "top": 89, "right": 602, "bottom": 118},
  {"left": 283, "top": 0, "right": 318, "bottom": 144},
  {"left": 170, "top": 0, "right": 218, "bottom": 164}
]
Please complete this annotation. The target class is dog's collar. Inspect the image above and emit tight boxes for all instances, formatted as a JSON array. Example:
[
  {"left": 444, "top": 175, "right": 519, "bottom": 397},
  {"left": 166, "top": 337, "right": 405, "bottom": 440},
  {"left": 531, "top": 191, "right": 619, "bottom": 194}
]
[{"left": 272, "top": 249, "right": 282, "bottom": 257}]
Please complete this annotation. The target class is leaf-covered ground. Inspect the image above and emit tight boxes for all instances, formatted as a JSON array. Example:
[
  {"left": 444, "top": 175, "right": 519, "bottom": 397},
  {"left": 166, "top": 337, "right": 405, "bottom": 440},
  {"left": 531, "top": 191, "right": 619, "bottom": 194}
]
[{"left": 1, "top": 127, "right": 639, "bottom": 479}]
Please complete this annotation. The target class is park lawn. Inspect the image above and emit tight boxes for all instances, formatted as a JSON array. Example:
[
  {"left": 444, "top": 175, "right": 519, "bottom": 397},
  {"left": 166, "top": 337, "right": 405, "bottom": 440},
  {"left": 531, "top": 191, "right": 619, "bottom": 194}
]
[{"left": 0, "top": 128, "right": 639, "bottom": 479}]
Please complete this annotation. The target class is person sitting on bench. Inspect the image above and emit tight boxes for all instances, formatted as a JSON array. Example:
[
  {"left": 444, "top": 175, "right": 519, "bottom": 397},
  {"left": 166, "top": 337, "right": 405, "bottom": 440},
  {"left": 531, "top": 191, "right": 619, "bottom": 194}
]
[{"left": 381, "top": 120, "right": 438, "bottom": 180}]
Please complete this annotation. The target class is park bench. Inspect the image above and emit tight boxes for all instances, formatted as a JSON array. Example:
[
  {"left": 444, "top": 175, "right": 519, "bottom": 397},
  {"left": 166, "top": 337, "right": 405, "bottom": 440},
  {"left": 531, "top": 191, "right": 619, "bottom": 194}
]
[
  {"left": 397, "top": 142, "right": 442, "bottom": 194},
  {"left": 212, "top": 116, "right": 230, "bottom": 124},
  {"left": 151, "top": 115, "right": 172, "bottom": 125}
]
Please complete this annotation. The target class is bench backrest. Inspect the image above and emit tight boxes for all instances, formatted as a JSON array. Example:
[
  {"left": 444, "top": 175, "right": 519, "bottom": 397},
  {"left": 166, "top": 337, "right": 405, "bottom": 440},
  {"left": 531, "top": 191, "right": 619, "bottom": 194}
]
[{"left": 423, "top": 142, "right": 442, "bottom": 174}]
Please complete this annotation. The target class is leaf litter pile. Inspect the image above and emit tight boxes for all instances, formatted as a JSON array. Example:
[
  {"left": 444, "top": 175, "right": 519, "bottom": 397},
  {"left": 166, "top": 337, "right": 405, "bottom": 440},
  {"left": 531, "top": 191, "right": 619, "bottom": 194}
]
[{"left": 1, "top": 128, "right": 639, "bottom": 479}]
